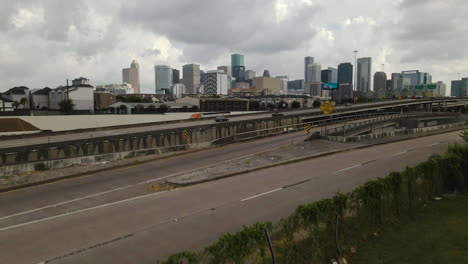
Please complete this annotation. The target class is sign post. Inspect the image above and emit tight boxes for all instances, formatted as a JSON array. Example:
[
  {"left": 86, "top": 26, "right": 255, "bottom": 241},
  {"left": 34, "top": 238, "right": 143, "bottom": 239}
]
[
  {"left": 320, "top": 101, "right": 335, "bottom": 136},
  {"left": 305, "top": 123, "right": 312, "bottom": 136},
  {"left": 183, "top": 129, "right": 190, "bottom": 144}
]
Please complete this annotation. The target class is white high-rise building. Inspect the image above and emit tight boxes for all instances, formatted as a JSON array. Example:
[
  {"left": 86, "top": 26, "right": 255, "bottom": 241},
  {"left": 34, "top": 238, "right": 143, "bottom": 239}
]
[
  {"left": 122, "top": 60, "right": 140, "bottom": 94},
  {"left": 357, "top": 57, "right": 372, "bottom": 93},
  {"left": 155, "top": 65, "right": 173, "bottom": 94},
  {"left": 306, "top": 63, "right": 321, "bottom": 83},
  {"left": 202, "top": 70, "right": 228, "bottom": 95},
  {"left": 276, "top": 76, "right": 289, "bottom": 94},
  {"left": 304, "top": 57, "right": 314, "bottom": 83}
]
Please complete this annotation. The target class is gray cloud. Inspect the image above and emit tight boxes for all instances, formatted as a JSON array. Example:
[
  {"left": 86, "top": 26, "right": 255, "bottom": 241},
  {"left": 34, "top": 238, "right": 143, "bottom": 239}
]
[{"left": 0, "top": 0, "right": 467, "bottom": 93}]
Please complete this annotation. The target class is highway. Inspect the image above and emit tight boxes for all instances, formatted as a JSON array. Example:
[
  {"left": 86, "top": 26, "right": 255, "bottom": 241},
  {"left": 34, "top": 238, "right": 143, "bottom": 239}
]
[
  {"left": 0, "top": 131, "right": 462, "bottom": 263},
  {"left": 0, "top": 99, "right": 426, "bottom": 149}
]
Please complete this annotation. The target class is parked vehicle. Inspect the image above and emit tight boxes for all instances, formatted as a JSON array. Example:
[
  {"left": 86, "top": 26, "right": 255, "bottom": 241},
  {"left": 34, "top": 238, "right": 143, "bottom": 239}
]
[
  {"left": 215, "top": 116, "right": 229, "bottom": 122},
  {"left": 190, "top": 112, "right": 230, "bottom": 119}
]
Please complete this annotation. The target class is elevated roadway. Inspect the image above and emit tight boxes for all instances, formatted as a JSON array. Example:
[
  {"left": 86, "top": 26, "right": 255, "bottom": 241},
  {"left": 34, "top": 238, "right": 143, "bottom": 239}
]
[{"left": 0, "top": 98, "right": 466, "bottom": 149}]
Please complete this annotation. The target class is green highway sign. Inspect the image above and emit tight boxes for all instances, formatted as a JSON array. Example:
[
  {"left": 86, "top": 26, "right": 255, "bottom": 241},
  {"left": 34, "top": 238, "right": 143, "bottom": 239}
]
[
  {"left": 415, "top": 85, "right": 424, "bottom": 90},
  {"left": 427, "top": 84, "right": 437, "bottom": 89}
]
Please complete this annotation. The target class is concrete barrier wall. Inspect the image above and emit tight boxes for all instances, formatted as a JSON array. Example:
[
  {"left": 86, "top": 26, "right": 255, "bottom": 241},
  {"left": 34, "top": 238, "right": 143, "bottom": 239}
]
[
  {"left": 328, "top": 122, "right": 468, "bottom": 143},
  {"left": 0, "top": 116, "right": 302, "bottom": 176}
]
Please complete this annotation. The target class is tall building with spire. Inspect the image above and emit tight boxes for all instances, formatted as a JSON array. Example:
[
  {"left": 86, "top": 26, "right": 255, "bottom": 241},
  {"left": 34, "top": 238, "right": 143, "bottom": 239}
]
[
  {"left": 122, "top": 60, "right": 140, "bottom": 94},
  {"left": 357, "top": 57, "right": 372, "bottom": 93}
]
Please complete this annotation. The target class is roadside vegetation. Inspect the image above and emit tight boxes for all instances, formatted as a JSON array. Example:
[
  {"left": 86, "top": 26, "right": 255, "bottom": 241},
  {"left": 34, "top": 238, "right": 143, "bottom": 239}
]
[{"left": 161, "top": 132, "right": 468, "bottom": 264}]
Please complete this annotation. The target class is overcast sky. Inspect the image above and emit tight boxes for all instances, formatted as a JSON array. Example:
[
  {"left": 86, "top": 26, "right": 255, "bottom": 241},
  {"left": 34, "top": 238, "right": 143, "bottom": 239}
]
[{"left": 1, "top": 0, "right": 467, "bottom": 94}]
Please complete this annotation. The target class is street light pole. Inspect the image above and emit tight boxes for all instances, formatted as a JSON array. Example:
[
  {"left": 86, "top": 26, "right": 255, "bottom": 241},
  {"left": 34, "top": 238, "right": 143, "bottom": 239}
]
[{"left": 354, "top": 50, "right": 359, "bottom": 102}]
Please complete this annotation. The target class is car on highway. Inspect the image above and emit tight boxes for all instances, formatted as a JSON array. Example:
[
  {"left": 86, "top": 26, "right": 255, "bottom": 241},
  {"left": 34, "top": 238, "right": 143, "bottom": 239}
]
[
  {"left": 272, "top": 111, "right": 284, "bottom": 117},
  {"left": 215, "top": 116, "right": 229, "bottom": 122},
  {"left": 345, "top": 103, "right": 353, "bottom": 107}
]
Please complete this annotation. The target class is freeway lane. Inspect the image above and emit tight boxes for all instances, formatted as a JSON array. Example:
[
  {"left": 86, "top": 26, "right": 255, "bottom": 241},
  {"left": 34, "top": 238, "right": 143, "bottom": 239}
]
[
  {"left": 0, "top": 131, "right": 462, "bottom": 264},
  {"left": 0, "top": 99, "right": 420, "bottom": 149},
  {"left": 0, "top": 130, "right": 309, "bottom": 220}
]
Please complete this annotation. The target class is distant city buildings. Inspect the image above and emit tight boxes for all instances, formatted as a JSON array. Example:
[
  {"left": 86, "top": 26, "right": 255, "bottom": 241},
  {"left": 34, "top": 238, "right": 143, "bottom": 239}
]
[
  {"left": 304, "top": 57, "right": 314, "bottom": 83},
  {"left": 202, "top": 70, "right": 229, "bottom": 95},
  {"left": 338, "top": 84, "right": 353, "bottom": 102},
  {"left": 401, "top": 70, "right": 432, "bottom": 85},
  {"left": 287, "top": 79, "right": 305, "bottom": 95},
  {"left": 217, "top": 66, "right": 231, "bottom": 76},
  {"left": 276, "top": 76, "right": 289, "bottom": 94},
  {"left": 306, "top": 63, "right": 321, "bottom": 83},
  {"left": 451, "top": 78, "right": 468, "bottom": 97},
  {"left": 338, "top": 63, "right": 353, "bottom": 85},
  {"left": 245, "top": 70, "right": 256, "bottom": 80},
  {"left": 263, "top": 70, "right": 271, "bottom": 78},
  {"left": 252, "top": 76, "right": 281, "bottom": 95},
  {"left": 321, "top": 69, "right": 332, "bottom": 83},
  {"left": 96, "top": 83, "right": 134, "bottom": 95},
  {"left": 357, "top": 57, "right": 372, "bottom": 93},
  {"left": 373, "top": 72, "right": 387, "bottom": 98},
  {"left": 183, "top": 64, "right": 201, "bottom": 94},
  {"left": 328, "top": 67, "right": 338, "bottom": 83},
  {"left": 231, "top": 54, "right": 245, "bottom": 82},
  {"left": 172, "top": 69, "right": 180, "bottom": 84},
  {"left": 154, "top": 65, "right": 173, "bottom": 94},
  {"left": 122, "top": 60, "right": 140, "bottom": 94}
]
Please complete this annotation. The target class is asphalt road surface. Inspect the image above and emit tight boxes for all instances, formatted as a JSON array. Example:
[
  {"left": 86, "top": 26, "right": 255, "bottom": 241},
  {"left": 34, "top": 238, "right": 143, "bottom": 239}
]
[
  {"left": 0, "top": 99, "right": 420, "bottom": 149},
  {"left": 0, "top": 131, "right": 462, "bottom": 264}
]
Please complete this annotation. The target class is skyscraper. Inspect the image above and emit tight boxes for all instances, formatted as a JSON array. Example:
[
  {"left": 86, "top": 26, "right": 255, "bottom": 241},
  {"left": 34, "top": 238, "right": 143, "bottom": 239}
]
[
  {"left": 276, "top": 76, "right": 289, "bottom": 94},
  {"left": 217, "top": 66, "right": 231, "bottom": 76},
  {"left": 304, "top": 57, "right": 314, "bottom": 83},
  {"left": 231, "top": 54, "right": 245, "bottom": 82},
  {"left": 263, "top": 70, "right": 271, "bottom": 77},
  {"left": 400, "top": 70, "right": 432, "bottom": 85},
  {"left": 172, "top": 69, "right": 180, "bottom": 84},
  {"left": 357, "top": 57, "right": 372, "bottom": 93},
  {"left": 122, "top": 60, "right": 140, "bottom": 94},
  {"left": 338, "top": 63, "right": 353, "bottom": 84},
  {"left": 321, "top": 69, "right": 332, "bottom": 83},
  {"left": 328, "top": 67, "right": 338, "bottom": 83},
  {"left": 231, "top": 54, "right": 244, "bottom": 69},
  {"left": 154, "top": 65, "right": 173, "bottom": 94},
  {"left": 245, "top": 70, "right": 256, "bottom": 80},
  {"left": 306, "top": 63, "right": 321, "bottom": 83},
  {"left": 202, "top": 70, "right": 228, "bottom": 95},
  {"left": 183, "top": 64, "right": 201, "bottom": 94},
  {"left": 373, "top": 72, "right": 387, "bottom": 96}
]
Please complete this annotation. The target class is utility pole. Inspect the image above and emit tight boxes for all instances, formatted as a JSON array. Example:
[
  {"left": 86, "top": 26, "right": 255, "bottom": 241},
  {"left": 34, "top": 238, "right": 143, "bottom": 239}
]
[
  {"left": 66, "top": 79, "right": 70, "bottom": 101},
  {"left": 354, "top": 50, "right": 359, "bottom": 91}
]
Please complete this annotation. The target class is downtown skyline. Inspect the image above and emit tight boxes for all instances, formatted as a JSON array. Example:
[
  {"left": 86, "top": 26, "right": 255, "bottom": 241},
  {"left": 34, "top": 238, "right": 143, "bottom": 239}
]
[{"left": 0, "top": 0, "right": 466, "bottom": 93}]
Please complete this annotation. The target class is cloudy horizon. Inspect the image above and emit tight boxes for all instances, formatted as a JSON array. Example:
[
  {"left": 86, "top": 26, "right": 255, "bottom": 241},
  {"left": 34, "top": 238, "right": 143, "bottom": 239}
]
[{"left": 0, "top": 0, "right": 466, "bottom": 94}]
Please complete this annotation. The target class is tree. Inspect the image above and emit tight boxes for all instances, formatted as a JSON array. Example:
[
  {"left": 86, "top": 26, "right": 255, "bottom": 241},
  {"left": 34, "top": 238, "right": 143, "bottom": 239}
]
[
  {"left": 109, "top": 106, "right": 115, "bottom": 114},
  {"left": 119, "top": 104, "right": 127, "bottom": 114},
  {"left": 249, "top": 101, "right": 261, "bottom": 111},
  {"left": 59, "top": 99, "right": 75, "bottom": 113},
  {"left": 313, "top": 100, "right": 321, "bottom": 108},
  {"left": 19, "top": 98, "right": 28, "bottom": 109},
  {"left": 291, "top": 101, "right": 301, "bottom": 109},
  {"left": 12, "top": 102, "right": 20, "bottom": 110},
  {"left": 266, "top": 103, "right": 275, "bottom": 110},
  {"left": 146, "top": 104, "right": 156, "bottom": 113},
  {"left": 126, "top": 96, "right": 143, "bottom": 103},
  {"left": 158, "top": 104, "right": 169, "bottom": 114},
  {"left": 135, "top": 104, "right": 145, "bottom": 113},
  {"left": 278, "top": 101, "right": 288, "bottom": 109},
  {"left": 461, "top": 130, "right": 468, "bottom": 144},
  {"left": 191, "top": 105, "right": 199, "bottom": 112},
  {"left": 142, "top": 97, "right": 153, "bottom": 103}
]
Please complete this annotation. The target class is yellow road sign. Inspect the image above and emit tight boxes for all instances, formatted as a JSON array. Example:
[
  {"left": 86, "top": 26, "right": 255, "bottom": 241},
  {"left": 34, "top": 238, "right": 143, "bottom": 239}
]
[
  {"left": 320, "top": 100, "right": 335, "bottom": 115},
  {"left": 183, "top": 130, "right": 190, "bottom": 142},
  {"left": 305, "top": 124, "right": 312, "bottom": 135}
]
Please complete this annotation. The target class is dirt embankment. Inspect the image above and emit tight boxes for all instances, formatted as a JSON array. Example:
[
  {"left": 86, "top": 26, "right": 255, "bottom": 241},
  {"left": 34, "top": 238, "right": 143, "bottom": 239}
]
[{"left": 0, "top": 118, "right": 40, "bottom": 132}]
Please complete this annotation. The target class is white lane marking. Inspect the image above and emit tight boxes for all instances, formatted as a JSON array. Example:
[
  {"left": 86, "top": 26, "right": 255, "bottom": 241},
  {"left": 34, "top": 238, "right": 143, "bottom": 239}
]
[
  {"left": 0, "top": 136, "right": 302, "bottom": 221},
  {"left": 392, "top": 151, "right": 408, "bottom": 157},
  {"left": 427, "top": 142, "right": 440, "bottom": 147},
  {"left": 241, "top": 188, "right": 283, "bottom": 202},
  {"left": 0, "top": 191, "right": 168, "bottom": 232},
  {"left": 336, "top": 164, "right": 362, "bottom": 173}
]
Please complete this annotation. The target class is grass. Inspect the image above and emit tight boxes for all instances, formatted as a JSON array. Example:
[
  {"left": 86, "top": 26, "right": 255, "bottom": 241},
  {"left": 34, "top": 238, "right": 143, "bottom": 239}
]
[{"left": 350, "top": 193, "right": 468, "bottom": 264}]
